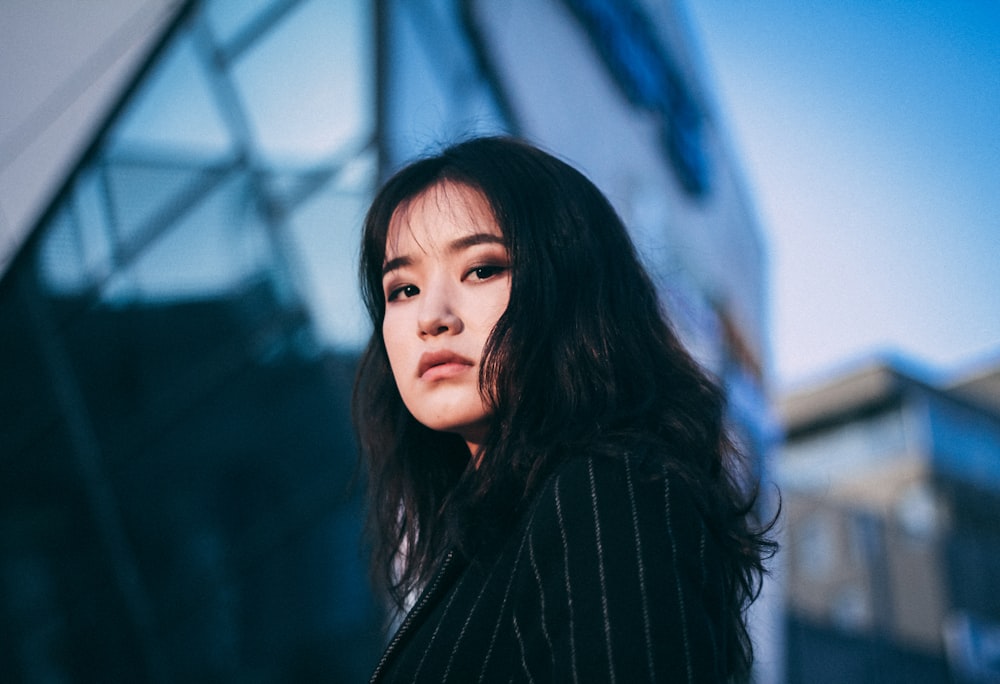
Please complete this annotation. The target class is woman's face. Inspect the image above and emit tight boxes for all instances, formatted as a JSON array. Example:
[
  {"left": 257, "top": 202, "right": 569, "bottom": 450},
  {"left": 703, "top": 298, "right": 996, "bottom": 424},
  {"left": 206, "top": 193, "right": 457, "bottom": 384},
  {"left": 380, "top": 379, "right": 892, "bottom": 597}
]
[{"left": 381, "top": 181, "right": 511, "bottom": 455}]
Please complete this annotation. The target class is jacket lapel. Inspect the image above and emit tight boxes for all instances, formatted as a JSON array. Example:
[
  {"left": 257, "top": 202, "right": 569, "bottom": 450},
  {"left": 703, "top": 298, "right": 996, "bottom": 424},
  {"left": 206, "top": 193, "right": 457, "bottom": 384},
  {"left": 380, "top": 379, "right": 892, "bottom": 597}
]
[{"left": 368, "top": 549, "right": 464, "bottom": 683}]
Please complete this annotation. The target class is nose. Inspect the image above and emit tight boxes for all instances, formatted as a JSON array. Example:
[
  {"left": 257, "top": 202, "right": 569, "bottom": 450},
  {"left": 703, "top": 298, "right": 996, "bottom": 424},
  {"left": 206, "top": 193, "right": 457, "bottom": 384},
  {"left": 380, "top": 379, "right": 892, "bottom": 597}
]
[{"left": 417, "top": 282, "right": 463, "bottom": 336}]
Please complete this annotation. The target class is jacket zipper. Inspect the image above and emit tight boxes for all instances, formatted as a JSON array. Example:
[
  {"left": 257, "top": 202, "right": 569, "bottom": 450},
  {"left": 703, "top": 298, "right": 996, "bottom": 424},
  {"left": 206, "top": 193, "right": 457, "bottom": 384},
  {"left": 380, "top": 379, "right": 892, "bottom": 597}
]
[{"left": 368, "top": 549, "right": 458, "bottom": 683}]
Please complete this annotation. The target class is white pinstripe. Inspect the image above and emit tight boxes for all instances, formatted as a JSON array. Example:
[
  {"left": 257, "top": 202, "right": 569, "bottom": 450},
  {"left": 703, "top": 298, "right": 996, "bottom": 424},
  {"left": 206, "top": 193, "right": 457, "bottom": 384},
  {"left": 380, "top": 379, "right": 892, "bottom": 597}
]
[
  {"left": 624, "top": 458, "right": 657, "bottom": 680},
  {"left": 587, "top": 458, "right": 617, "bottom": 684},
  {"left": 512, "top": 613, "right": 536, "bottom": 684},
  {"left": 554, "top": 477, "right": 580, "bottom": 684},
  {"left": 478, "top": 529, "right": 531, "bottom": 683},
  {"left": 664, "top": 476, "right": 694, "bottom": 683},
  {"left": 527, "top": 524, "right": 556, "bottom": 669},
  {"left": 442, "top": 565, "right": 496, "bottom": 681},
  {"left": 411, "top": 570, "right": 467, "bottom": 680}
]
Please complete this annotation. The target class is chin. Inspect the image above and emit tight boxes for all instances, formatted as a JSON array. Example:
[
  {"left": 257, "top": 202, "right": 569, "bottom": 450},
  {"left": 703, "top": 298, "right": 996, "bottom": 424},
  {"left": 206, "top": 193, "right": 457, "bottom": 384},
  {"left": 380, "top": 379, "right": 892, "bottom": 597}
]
[{"left": 416, "top": 413, "right": 489, "bottom": 444}]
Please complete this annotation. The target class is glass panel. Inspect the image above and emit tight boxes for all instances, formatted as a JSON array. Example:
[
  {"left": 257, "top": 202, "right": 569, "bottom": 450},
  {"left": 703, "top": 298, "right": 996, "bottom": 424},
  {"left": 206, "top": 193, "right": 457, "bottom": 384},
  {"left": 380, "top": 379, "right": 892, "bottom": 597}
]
[
  {"left": 463, "top": 82, "right": 510, "bottom": 135},
  {"left": 231, "top": 0, "right": 372, "bottom": 164},
  {"left": 74, "top": 171, "right": 116, "bottom": 282},
  {"left": 204, "top": 0, "right": 280, "bottom": 47},
  {"left": 334, "top": 148, "right": 378, "bottom": 193},
  {"left": 261, "top": 169, "right": 317, "bottom": 206},
  {"left": 109, "top": 34, "right": 234, "bottom": 160},
  {"left": 38, "top": 205, "right": 85, "bottom": 293},
  {"left": 2, "top": 0, "right": 385, "bottom": 679},
  {"left": 285, "top": 153, "right": 375, "bottom": 350},
  {"left": 103, "top": 159, "right": 227, "bottom": 252},
  {"left": 385, "top": 1, "right": 509, "bottom": 166},
  {"left": 101, "top": 173, "right": 272, "bottom": 304},
  {"left": 38, "top": 166, "right": 116, "bottom": 297},
  {"left": 385, "top": 4, "right": 455, "bottom": 164}
]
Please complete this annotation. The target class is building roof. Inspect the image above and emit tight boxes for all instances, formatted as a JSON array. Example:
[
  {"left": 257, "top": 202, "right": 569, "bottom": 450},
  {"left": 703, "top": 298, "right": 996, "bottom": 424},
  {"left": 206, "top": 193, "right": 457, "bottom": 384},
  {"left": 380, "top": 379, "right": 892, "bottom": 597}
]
[
  {"left": 949, "top": 360, "right": 1000, "bottom": 415},
  {"left": 779, "top": 358, "right": 913, "bottom": 437},
  {"left": 779, "top": 354, "right": 1000, "bottom": 438}
]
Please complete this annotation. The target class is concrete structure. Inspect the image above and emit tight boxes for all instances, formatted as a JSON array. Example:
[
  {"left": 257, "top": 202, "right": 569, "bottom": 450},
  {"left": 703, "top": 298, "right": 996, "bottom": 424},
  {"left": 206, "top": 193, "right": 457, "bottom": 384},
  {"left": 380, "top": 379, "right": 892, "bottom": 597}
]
[
  {"left": 777, "top": 357, "right": 1000, "bottom": 684},
  {"left": 0, "top": 1, "right": 771, "bottom": 681},
  {"left": 0, "top": 1, "right": 183, "bottom": 273}
]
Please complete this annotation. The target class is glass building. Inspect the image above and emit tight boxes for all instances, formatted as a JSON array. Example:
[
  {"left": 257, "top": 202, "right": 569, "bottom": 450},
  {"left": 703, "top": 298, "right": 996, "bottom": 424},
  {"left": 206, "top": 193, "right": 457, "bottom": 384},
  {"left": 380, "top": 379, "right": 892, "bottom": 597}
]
[{"left": 0, "top": 1, "right": 771, "bottom": 681}]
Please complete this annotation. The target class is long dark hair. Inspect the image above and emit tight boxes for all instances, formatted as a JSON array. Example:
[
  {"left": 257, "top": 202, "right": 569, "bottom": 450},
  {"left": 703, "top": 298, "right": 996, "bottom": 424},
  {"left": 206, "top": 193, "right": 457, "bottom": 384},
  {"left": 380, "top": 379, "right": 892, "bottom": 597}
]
[{"left": 354, "top": 136, "right": 775, "bottom": 679}]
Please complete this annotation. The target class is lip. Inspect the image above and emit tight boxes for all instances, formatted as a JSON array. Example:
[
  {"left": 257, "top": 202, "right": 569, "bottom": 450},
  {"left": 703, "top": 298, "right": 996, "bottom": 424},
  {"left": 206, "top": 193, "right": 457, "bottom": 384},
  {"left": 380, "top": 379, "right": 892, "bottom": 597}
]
[{"left": 418, "top": 350, "right": 475, "bottom": 379}]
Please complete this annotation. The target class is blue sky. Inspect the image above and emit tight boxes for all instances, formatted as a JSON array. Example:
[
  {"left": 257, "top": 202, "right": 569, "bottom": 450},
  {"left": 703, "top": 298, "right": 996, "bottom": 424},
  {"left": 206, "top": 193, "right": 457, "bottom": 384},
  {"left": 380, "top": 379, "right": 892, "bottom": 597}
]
[{"left": 684, "top": 0, "right": 1000, "bottom": 389}]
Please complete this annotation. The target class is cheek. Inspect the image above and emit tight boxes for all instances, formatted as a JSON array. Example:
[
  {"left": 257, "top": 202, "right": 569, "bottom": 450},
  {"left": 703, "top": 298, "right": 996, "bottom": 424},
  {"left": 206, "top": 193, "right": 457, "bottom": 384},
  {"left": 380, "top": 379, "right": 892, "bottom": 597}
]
[
  {"left": 483, "top": 288, "right": 510, "bottom": 330},
  {"left": 381, "top": 317, "right": 408, "bottom": 380}
]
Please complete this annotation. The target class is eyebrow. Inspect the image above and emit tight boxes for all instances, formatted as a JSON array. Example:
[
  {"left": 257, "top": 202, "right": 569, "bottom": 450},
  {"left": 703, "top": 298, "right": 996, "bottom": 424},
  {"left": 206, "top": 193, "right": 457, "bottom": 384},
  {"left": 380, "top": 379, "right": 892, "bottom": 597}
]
[{"left": 382, "top": 232, "right": 506, "bottom": 276}]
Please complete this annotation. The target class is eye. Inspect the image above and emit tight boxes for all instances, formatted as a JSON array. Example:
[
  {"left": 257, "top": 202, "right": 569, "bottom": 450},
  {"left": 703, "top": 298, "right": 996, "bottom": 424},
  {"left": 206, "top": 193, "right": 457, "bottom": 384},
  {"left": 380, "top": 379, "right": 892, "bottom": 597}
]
[
  {"left": 386, "top": 284, "right": 419, "bottom": 302},
  {"left": 468, "top": 264, "right": 508, "bottom": 281}
]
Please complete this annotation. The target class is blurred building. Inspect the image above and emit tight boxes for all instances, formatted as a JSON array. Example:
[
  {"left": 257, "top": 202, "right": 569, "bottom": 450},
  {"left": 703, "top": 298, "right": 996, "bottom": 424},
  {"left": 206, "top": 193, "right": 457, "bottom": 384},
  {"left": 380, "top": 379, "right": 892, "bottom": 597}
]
[
  {"left": 777, "top": 358, "right": 1000, "bottom": 684},
  {"left": 0, "top": 1, "right": 770, "bottom": 681}
]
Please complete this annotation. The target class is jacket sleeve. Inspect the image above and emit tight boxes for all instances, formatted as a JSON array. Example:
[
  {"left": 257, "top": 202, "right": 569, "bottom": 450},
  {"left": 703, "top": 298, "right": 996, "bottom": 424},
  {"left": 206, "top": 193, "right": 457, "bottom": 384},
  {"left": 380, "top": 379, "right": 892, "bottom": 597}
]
[{"left": 509, "top": 454, "right": 730, "bottom": 683}]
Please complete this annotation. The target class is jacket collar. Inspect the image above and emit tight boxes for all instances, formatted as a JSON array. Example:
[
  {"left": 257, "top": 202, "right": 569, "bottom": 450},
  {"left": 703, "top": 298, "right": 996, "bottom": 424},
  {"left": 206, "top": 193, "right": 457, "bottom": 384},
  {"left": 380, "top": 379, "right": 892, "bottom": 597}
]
[{"left": 369, "top": 549, "right": 465, "bottom": 683}]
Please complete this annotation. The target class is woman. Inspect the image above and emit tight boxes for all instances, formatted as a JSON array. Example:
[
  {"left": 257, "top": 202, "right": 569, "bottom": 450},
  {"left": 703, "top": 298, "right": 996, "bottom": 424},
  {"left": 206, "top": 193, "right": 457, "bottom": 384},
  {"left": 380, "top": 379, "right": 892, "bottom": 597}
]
[{"left": 354, "top": 136, "right": 775, "bottom": 683}]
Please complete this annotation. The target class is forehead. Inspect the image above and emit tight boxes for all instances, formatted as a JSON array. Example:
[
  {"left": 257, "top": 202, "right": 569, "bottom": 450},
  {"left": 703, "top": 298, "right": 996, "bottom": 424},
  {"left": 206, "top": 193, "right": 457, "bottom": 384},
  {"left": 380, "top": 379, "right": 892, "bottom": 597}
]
[{"left": 385, "top": 181, "right": 499, "bottom": 254}]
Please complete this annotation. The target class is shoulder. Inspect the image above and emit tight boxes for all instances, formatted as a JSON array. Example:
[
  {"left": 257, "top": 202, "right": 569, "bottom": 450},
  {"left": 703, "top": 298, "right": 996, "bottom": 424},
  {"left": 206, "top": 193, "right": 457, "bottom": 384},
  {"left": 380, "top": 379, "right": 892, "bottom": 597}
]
[
  {"left": 507, "top": 451, "right": 732, "bottom": 681},
  {"left": 518, "top": 450, "right": 714, "bottom": 581},
  {"left": 527, "top": 451, "right": 705, "bottom": 532}
]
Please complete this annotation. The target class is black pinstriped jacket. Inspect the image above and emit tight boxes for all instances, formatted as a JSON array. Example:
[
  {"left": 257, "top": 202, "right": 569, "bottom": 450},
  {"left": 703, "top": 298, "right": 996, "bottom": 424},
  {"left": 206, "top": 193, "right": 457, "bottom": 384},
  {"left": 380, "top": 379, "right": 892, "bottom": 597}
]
[{"left": 368, "top": 453, "right": 732, "bottom": 683}]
